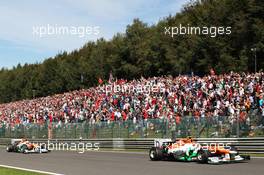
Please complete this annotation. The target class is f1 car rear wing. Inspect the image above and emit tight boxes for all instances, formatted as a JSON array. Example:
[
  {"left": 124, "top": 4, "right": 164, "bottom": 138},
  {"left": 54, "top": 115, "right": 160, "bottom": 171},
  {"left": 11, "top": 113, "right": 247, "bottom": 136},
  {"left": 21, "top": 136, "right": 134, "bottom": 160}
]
[{"left": 11, "top": 139, "right": 22, "bottom": 144}]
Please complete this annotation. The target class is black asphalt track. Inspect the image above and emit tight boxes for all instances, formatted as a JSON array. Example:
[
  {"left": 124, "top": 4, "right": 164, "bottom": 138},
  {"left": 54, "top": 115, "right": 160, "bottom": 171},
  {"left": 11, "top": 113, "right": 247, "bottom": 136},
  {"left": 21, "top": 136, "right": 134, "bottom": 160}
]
[{"left": 0, "top": 149, "right": 263, "bottom": 175}]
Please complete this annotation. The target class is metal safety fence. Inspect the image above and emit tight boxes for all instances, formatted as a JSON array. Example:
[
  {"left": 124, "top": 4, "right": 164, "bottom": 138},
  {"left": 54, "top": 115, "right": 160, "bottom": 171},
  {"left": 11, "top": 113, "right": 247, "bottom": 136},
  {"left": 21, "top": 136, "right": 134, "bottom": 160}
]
[{"left": 0, "top": 115, "right": 263, "bottom": 139}]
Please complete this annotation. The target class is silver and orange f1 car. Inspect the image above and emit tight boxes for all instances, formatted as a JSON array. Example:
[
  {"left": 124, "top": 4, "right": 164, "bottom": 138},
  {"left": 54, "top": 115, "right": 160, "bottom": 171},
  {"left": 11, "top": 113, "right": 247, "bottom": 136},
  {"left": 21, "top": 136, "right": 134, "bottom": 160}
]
[
  {"left": 149, "top": 137, "right": 250, "bottom": 164},
  {"left": 6, "top": 139, "right": 50, "bottom": 154}
]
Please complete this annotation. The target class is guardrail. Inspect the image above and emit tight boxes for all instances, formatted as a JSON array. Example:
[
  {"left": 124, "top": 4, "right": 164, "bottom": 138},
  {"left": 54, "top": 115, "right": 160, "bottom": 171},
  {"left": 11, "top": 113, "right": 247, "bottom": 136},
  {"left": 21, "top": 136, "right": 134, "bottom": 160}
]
[{"left": 0, "top": 138, "right": 263, "bottom": 154}]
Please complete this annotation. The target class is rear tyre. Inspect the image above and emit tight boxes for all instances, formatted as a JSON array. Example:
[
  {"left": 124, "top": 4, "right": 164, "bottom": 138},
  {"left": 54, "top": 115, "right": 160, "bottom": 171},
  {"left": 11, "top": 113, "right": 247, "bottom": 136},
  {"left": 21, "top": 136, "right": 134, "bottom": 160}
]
[
  {"left": 149, "top": 147, "right": 163, "bottom": 161},
  {"left": 197, "top": 149, "right": 209, "bottom": 163},
  {"left": 6, "top": 145, "right": 13, "bottom": 152}
]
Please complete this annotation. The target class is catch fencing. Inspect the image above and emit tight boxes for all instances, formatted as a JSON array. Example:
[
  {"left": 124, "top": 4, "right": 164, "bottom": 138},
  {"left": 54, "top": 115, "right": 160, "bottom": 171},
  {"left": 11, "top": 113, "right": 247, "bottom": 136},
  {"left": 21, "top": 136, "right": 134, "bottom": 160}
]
[{"left": 0, "top": 116, "right": 264, "bottom": 139}]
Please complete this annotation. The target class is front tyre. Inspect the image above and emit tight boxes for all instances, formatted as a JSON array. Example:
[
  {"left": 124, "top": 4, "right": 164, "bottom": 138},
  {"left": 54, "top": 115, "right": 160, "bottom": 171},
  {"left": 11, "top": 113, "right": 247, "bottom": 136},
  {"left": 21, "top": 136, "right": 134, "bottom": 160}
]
[
  {"left": 149, "top": 147, "right": 163, "bottom": 161},
  {"left": 240, "top": 155, "right": 251, "bottom": 160}
]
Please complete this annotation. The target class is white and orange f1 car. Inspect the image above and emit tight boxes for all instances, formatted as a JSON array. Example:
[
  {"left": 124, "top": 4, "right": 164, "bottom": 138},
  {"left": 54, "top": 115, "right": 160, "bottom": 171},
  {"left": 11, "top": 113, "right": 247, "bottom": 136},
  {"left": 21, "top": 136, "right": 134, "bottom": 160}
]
[
  {"left": 6, "top": 139, "right": 50, "bottom": 154},
  {"left": 149, "top": 137, "right": 250, "bottom": 164}
]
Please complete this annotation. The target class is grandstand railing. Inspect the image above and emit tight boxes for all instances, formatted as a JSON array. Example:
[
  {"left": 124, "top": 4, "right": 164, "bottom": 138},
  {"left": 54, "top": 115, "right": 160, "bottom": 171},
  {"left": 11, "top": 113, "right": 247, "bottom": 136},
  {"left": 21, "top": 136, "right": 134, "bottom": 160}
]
[{"left": 0, "top": 116, "right": 263, "bottom": 139}]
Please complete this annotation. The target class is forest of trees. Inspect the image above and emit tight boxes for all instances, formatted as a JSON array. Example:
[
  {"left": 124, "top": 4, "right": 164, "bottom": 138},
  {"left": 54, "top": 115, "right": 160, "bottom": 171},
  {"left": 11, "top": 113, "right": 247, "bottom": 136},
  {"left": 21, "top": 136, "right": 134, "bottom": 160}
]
[{"left": 0, "top": 0, "right": 263, "bottom": 103}]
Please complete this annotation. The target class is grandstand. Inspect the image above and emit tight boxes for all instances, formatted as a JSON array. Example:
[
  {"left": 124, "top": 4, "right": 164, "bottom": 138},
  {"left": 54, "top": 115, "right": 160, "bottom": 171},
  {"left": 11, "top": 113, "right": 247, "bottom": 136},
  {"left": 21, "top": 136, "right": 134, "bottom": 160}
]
[{"left": 0, "top": 72, "right": 263, "bottom": 139}]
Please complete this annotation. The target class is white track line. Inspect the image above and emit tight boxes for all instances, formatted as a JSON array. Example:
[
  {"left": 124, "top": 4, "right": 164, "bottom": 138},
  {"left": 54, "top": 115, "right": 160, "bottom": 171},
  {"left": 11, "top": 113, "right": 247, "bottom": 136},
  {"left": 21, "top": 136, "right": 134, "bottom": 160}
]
[{"left": 0, "top": 164, "right": 63, "bottom": 175}]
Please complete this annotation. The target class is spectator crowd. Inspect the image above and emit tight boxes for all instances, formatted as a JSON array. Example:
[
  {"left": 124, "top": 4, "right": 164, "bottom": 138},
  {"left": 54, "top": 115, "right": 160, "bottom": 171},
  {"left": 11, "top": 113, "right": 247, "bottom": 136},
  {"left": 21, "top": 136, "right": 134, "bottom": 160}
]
[{"left": 0, "top": 72, "right": 264, "bottom": 131}]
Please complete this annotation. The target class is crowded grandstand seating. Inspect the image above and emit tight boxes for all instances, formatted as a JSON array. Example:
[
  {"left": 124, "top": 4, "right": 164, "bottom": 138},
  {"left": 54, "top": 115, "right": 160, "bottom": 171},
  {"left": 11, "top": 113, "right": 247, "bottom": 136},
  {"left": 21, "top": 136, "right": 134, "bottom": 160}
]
[{"left": 0, "top": 72, "right": 264, "bottom": 132}]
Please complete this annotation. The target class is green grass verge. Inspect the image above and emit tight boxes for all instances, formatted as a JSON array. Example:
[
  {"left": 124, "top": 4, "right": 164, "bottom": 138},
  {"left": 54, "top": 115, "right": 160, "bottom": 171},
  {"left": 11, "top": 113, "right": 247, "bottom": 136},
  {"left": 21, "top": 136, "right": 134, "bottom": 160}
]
[{"left": 0, "top": 167, "right": 46, "bottom": 175}]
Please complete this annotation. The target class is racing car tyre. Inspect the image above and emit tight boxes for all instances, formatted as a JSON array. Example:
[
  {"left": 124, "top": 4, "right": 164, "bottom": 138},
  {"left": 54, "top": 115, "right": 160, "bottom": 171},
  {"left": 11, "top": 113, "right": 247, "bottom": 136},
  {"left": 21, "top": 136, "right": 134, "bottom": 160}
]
[
  {"left": 149, "top": 147, "right": 163, "bottom": 161},
  {"left": 6, "top": 145, "right": 13, "bottom": 152},
  {"left": 197, "top": 149, "right": 209, "bottom": 164},
  {"left": 41, "top": 144, "right": 46, "bottom": 149},
  {"left": 240, "top": 155, "right": 251, "bottom": 160}
]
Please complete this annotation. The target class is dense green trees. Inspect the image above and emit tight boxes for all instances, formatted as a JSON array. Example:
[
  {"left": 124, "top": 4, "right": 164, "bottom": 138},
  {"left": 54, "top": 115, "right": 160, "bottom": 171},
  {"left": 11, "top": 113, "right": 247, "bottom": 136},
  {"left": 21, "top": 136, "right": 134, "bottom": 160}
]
[{"left": 0, "top": 0, "right": 263, "bottom": 103}]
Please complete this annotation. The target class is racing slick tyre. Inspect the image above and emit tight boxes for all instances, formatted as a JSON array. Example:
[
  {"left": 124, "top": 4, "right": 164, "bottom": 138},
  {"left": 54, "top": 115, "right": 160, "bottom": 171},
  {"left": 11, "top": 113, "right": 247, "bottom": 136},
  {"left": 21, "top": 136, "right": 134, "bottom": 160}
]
[
  {"left": 6, "top": 145, "right": 14, "bottom": 152},
  {"left": 149, "top": 147, "right": 163, "bottom": 161},
  {"left": 197, "top": 149, "right": 209, "bottom": 164},
  {"left": 41, "top": 144, "right": 46, "bottom": 149},
  {"left": 240, "top": 155, "right": 251, "bottom": 160}
]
